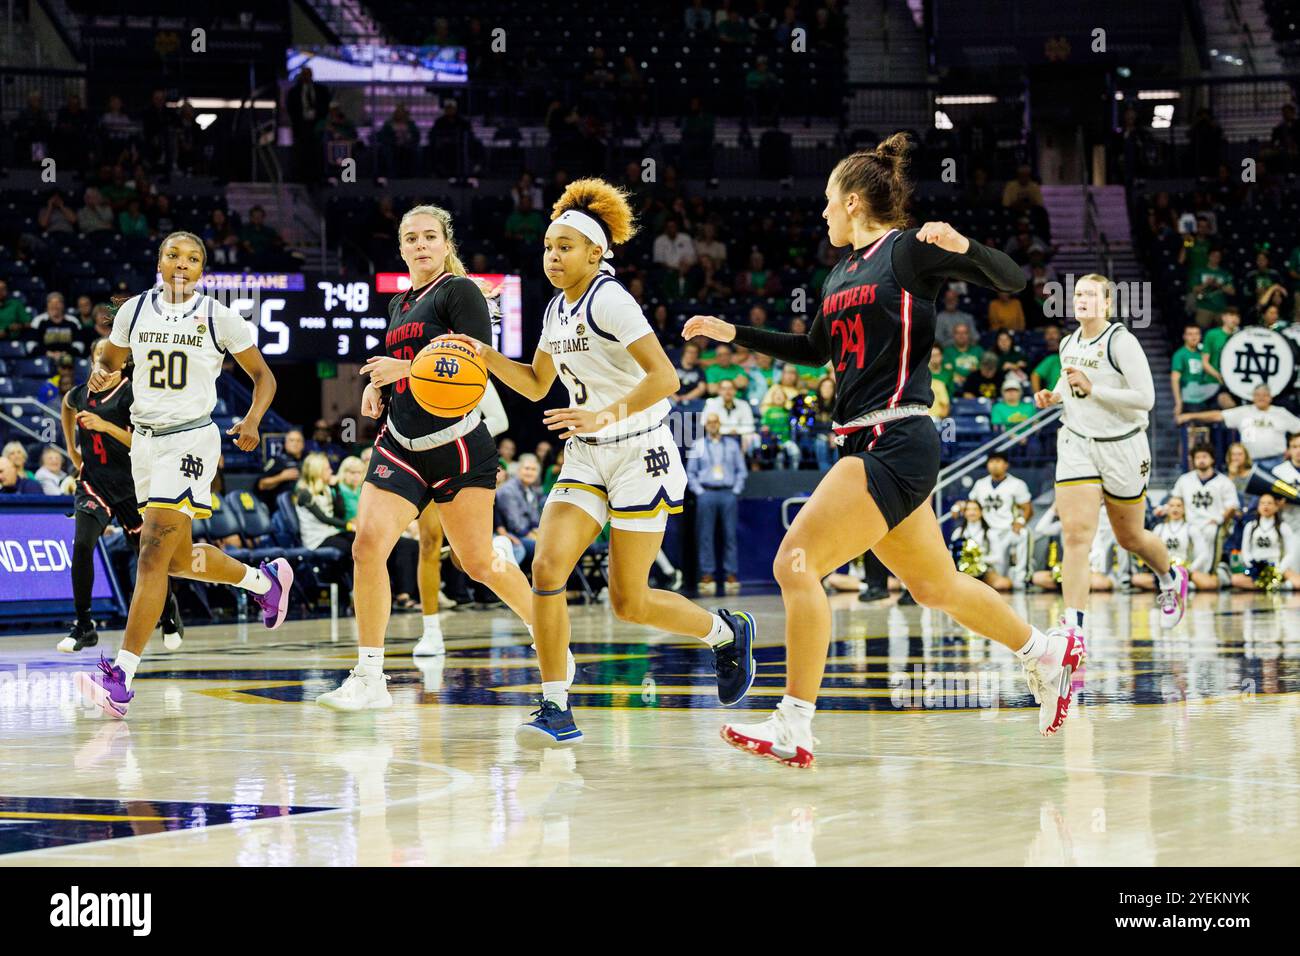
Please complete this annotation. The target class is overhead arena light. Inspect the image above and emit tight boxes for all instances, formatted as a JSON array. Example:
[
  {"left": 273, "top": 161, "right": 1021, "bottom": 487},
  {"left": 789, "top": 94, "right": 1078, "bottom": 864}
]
[
  {"left": 1136, "top": 90, "right": 1181, "bottom": 100},
  {"left": 1151, "top": 104, "right": 1175, "bottom": 129},
  {"left": 167, "top": 98, "right": 278, "bottom": 109},
  {"left": 934, "top": 94, "right": 997, "bottom": 105},
  {"left": 195, "top": 113, "right": 218, "bottom": 130},
  {"left": 934, "top": 110, "right": 953, "bottom": 130}
]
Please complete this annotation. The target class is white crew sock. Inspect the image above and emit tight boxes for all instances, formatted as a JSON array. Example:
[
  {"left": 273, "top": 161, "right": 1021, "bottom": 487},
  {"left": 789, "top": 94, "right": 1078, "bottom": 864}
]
[
  {"left": 422, "top": 614, "right": 442, "bottom": 639},
  {"left": 115, "top": 649, "right": 141, "bottom": 689},
  {"left": 542, "top": 680, "right": 568, "bottom": 712},
  {"left": 777, "top": 694, "right": 816, "bottom": 729},
  {"left": 702, "top": 613, "right": 733, "bottom": 648},
  {"left": 1156, "top": 565, "right": 1178, "bottom": 589},
  {"left": 1063, "top": 607, "right": 1086, "bottom": 632},
  {"left": 238, "top": 565, "right": 272, "bottom": 596},
  {"left": 1014, "top": 627, "right": 1050, "bottom": 662},
  {"left": 357, "top": 645, "right": 384, "bottom": 675}
]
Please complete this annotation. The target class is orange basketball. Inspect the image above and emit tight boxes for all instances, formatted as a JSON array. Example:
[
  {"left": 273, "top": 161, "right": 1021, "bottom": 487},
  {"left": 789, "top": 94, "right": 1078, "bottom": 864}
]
[{"left": 409, "top": 340, "right": 488, "bottom": 417}]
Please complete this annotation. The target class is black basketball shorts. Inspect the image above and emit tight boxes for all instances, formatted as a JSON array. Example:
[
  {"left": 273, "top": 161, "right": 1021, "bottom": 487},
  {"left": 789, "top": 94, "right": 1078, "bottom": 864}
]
[
  {"left": 74, "top": 478, "right": 144, "bottom": 535},
  {"left": 365, "top": 420, "right": 498, "bottom": 511},
  {"left": 840, "top": 414, "right": 942, "bottom": 530}
]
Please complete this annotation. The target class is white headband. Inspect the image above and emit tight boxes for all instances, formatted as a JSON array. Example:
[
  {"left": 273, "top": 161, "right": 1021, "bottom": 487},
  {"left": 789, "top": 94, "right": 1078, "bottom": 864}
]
[{"left": 554, "top": 209, "right": 616, "bottom": 275}]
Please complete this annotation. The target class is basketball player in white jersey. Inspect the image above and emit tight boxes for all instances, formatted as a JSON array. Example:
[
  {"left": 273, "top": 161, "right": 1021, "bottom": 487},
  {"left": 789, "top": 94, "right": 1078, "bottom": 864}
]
[
  {"left": 1167, "top": 442, "right": 1239, "bottom": 575},
  {"left": 1034, "top": 274, "right": 1188, "bottom": 635},
  {"left": 965, "top": 451, "right": 1032, "bottom": 586},
  {"left": 440, "top": 178, "right": 757, "bottom": 746},
  {"left": 76, "top": 232, "right": 294, "bottom": 719}
]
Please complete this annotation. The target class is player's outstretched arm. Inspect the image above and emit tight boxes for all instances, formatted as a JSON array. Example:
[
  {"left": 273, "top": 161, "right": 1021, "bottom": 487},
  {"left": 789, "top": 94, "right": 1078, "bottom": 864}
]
[
  {"left": 687, "top": 311, "right": 831, "bottom": 368},
  {"left": 229, "top": 346, "right": 277, "bottom": 452},
  {"left": 906, "top": 221, "right": 1026, "bottom": 293},
  {"left": 435, "top": 332, "right": 558, "bottom": 402}
]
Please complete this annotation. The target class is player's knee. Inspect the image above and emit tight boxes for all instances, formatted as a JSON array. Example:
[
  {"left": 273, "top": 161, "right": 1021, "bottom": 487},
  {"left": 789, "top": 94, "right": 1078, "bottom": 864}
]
[
  {"left": 904, "top": 576, "right": 947, "bottom": 608},
  {"left": 418, "top": 531, "right": 441, "bottom": 559},
  {"left": 136, "top": 541, "right": 171, "bottom": 575},
  {"left": 772, "top": 543, "right": 816, "bottom": 587},
  {"left": 530, "top": 553, "right": 569, "bottom": 593},
  {"left": 1062, "top": 526, "right": 1094, "bottom": 550},
  {"left": 609, "top": 586, "right": 649, "bottom": 623},
  {"left": 457, "top": 549, "right": 497, "bottom": 583},
  {"left": 351, "top": 531, "right": 386, "bottom": 566}
]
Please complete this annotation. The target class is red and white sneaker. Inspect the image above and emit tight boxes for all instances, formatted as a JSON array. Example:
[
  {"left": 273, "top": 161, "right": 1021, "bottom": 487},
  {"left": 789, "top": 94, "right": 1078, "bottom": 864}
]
[
  {"left": 1157, "top": 564, "right": 1190, "bottom": 629},
  {"left": 1022, "top": 628, "right": 1086, "bottom": 737},
  {"left": 721, "top": 709, "right": 816, "bottom": 769}
]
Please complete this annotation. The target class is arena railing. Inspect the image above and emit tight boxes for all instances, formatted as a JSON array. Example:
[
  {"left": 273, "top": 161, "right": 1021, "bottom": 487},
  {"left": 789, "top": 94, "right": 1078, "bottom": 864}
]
[
  {"left": 0, "top": 66, "right": 87, "bottom": 123},
  {"left": 0, "top": 397, "right": 69, "bottom": 459},
  {"left": 931, "top": 404, "right": 1063, "bottom": 514}
]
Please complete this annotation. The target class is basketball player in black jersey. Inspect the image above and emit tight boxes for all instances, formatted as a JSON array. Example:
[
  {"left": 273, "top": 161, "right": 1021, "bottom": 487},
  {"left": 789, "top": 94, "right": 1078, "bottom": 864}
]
[
  {"left": 317, "top": 204, "right": 535, "bottom": 711},
  {"left": 686, "top": 134, "right": 1084, "bottom": 766},
  {"left": 56, "top": 337, "right": 181, "bottom": 653}
]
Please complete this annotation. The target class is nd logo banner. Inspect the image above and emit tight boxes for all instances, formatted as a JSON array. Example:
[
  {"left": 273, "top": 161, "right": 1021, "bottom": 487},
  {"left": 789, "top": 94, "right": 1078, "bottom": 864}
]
[{"left": 1220, "top": 327, "right": 1296, "bottom": 400}]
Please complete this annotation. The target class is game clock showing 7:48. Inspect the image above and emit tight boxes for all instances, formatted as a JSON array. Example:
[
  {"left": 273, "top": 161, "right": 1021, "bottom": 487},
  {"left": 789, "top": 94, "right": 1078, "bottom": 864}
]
[{"left": 205, "top": 272, "right": 523, "bottom": 362}]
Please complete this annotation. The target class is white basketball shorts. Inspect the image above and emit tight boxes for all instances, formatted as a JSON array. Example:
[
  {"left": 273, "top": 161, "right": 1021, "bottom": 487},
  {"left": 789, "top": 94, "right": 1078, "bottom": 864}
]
[
  {"left": 1055, "top": 427, "right": 1151, "bottom": 503},
  {"left": 546, "top": 424, "right": 686, "bottom": 532},
  {"left": 131, "top": 421, "right": 222, "bottom": 519}
]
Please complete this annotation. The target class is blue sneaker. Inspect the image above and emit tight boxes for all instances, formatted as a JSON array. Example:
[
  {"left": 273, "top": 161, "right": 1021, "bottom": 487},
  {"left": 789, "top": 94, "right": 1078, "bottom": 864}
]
[
  {"left": 714, "top": 608, "right": 757, "bottom": 706},
  {"left": 515, "top": 700, "right": 584, "bottom": 748}
]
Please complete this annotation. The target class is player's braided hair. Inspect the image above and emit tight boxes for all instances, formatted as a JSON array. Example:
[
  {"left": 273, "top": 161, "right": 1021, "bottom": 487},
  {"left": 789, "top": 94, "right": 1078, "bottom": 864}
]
[
  {"left": 831, "top": 131, "right": 914, "bottom": 229},
  {"left": 550, "top": 178, "right": 638, "bottom": 251}
]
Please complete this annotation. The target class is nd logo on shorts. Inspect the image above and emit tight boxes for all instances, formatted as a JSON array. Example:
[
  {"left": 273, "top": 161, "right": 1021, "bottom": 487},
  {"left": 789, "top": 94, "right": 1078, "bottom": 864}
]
[{"left": 179, "top": 454, "right": 204, "bottom": 480}]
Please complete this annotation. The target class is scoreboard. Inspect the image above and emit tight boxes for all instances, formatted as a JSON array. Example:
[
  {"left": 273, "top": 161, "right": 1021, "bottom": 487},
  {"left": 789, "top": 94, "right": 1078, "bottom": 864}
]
[{"left": 187, "top": 272, "right": 525, "bottom": 362}]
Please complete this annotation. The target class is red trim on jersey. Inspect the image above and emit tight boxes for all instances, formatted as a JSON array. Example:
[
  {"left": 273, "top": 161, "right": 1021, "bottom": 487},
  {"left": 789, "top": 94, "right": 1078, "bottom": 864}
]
[
  {"left": 402, "top": 270, "right": 454, "bottom": 310},
  {"left": 374, "top": 424, "right": 428, "bottom": 486},
  {"left": 95, "top": 377, "right": 128, "bottom": 405},
  {"left": 430, "top": 436, "right": 469, "bottom": 489},
  {"left": 887, "top": 289, "right": 914, "bottom": 409},
  {"left": 81, "top": 479, "right": 113, "bottom": 517},
  {"left": 859, "top": 228, "right": 896, "bottom": 262},
  {"left": 868, "top": 423, "right": 885, "bottom": 450}
]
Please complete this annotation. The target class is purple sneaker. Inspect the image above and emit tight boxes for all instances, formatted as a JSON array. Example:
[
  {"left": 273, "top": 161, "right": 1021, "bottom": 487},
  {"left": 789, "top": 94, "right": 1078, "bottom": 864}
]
[
  {"left": 75, "top": 657, "right": 134, "bottom": 720},
  {"left": 1158, "top": 564, "right": 1190, "bottom": 629},
  {"left": 254, "top": 558, "right": 294, "bottom": 629}
]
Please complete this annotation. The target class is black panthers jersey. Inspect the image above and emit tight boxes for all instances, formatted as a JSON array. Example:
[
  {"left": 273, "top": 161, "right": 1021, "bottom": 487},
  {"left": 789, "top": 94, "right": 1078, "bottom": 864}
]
[{"left": 67, "top": 377, "right": 135, "bottom": 501}]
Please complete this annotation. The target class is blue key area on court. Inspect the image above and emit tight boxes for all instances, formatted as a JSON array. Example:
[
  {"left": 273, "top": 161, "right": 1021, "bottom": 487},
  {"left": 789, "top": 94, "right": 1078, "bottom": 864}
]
[
  {"left": 113, "top": 630, "right": 1300, "bottom": 711},
  {"left": 0, "top": 796, "right": 335, "bottom": 856}
]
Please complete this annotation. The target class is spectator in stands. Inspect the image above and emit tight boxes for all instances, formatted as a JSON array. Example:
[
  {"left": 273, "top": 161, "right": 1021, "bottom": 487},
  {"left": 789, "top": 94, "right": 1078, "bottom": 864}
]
[
  {"left": 118, "top": 197, "right": 149, "bottom": 238},
  {"left": 510, "top": 172, "right": 544, "bottom": 211},
  {"left": 1003, "top": 218, "right": 1051, "bottom": 266},
  {"left": 1188, "top": 108, "right": 1225, "bottom": 177},
  {"left": 1112, "top": 106, "right": 1150, "bottom": 186},
  {"left": 308, "top": 418, "right": 344, "bottom": 466},
  {"left": 943, "top": 321, "right": 983, "bottom": 387},
  {"left": 203, "top": 209, "right": 242, "bottom": 268},
  {"left": 928, "top": 345, "right": 951, "bottom": 420},
  {"left": 680, "top": 96, "right": 717, "bottom": 181},
  {"left": 1189, "top": 247, "right": 1234, "bottom": 329},
  {"left": 935, "top": 287, "right": 975, "bottom": 349},
  {"left": 3, "top": 442, "right": 33, "bottom": 480},
  {"left": 33, "top": 446, "right": 68, "bottom": 496},
  {"left": 689, "top": 410, "right": 746, "bottom": 594},
  {"left": 960, "top": 352, "right": 1002, "bottom": 401},
  {"left": 735, "top": 250, "right": 782, "bottom": 298},
  {"left": 991, "top": 379, "right": 1035, "bottom": 428},
  {"left": 653, "top": 218, "right": 696, "bottom": 271},
  {"left": 11, "top": 91, "right": 51, "bottom": 167},
  {"left": 99, "top": 94, "right": 134, "bottom": 153},
  {"left": 694, "top": 221, "right": 727, "bottom": 266},
  {"left": 1202, "top": 307, "right": 1238, "bottom": 401},
  {"left": 761, "top": 363, "right": 802, "bottom": 411},
  {"left": 287, "top": 68, "right": 330, "bottom": 183},
  {"left": 1178, "top": 215, "right": 1215, "bottom": 278},
  {"left": 29, "top": 293, "right": 89, "bottom": 359},
  {"left": 1224, "top": 441, "right": 1253, "bottom": 501},
  {"left": 37, "top": 355, "right": 77, "bottom": 407},
  {"left": 987, "top": 288, "right": 1025, "bottom": 332},
  {"left": 88, "top": 302, "right": 115, "bottom": 342},
  {"left": 495, "top": 453, "right": 543, "bottom": 568},
  {"left": 1246, "top": 249, "right": 1283, "bottom": 302},
  {"left": 1269, "top": 103, "right": 1299, "bottom": 175},
  {"left": 964, "top": 167, "right": 1001, "bottom": 207},
  {"left": 498, "top": 436, "right": 518, "bottom": 475},
  {"left": 744, "top": 350, "right": 775, "bottom": 404},
  {"left": 690, "top": 253, "right": 732, "bottom": 303},
  {"left": 685, "top": 0, "right": 714, "bottom": 32},
  {"left": 744, "top": 55, "right": 780, "bottom": 125},
  {"left": 1030, "top": 324, "right": 1063, "bottom": 394},
  {"left": 258, "top": 429, "right": 306, "bottom": 507},
  {"left": 718, "top": 7, "right": 755, "bottom": 45},
  {"left": 1210, "top": 162, "right": 1245, "bottom": 208},
  {"left": 78, "top": 187, "right": 115, "bottom": 234},
  {"left": 173, "top": 101, "right": 207, "bottom": 175},
  {"left": 37, "top": 190, "right": 78, "bottom": 234},
  {"left": 1001, "top": 164, "right": 1044, "bottom": 216},
  {"left": 374, "top": 104, "right": 421, "bottom": 182},
  {"left": 52, "top": 93, "right": 93, "bottom": 172},
  {"left": 704, "top": 343, "right": 749, "bottom": 395},
  {"left": 991, "top": 330, "right": 1028, "bottom": 385},
  {"left": 0, "top": 457, "right": 42, "bottom": 495},
  {"left": 503, "top": 192, "right": 546, "bottom": 252},
  {"left": 1179, "top": 385, "right": 1300, "bottom": 470},
  {"left": 239, "top": 205, "right": 287, "bottom": 268},
  {"left": 1260, "top": 301, "right": 1289, "bottom": 333},
  {"left": 673, "top": 341, "right": 707, "bottom": 402},
  {"left": 0, "top": 280, "right": 32, "bottom": 339},
  {"left": 429, "top": 98, "right": 478, "bottom": 182},
  {"left": 319, "top": 102, "right": 361, "bottom": 183},
  {"left": 1171, "top": 324, "right": 1222, "bottom": 420},
  {"left": 336, "top": 455, "right": 365, "bottom": 521},
  {"left": 705, "top": 378, "right": 757, "bottom": 451},
  {"left": 140, "top": 89, "right": 174, "bottom": 171}
]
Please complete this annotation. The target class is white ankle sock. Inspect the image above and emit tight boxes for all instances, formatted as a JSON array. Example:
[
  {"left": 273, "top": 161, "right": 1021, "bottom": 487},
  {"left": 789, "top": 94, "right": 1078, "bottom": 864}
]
[
  {"left": 542, "top": 681, "right": 568, "bottom": 711},
  {"left": 422, "top": 614, "right": 442, "bottom": 639},
  {"left": 357, "top": 646, "right": 384, "bottom": 674},
  {"left": 1156, "top": 565, "right": 1178, "bottom": 589},
  {"left": 115, "top": 649, "right": 141, "bottom": 689},
  {"left": 1014, "top": 627, "right": 1050, "bottom": 661},
  {"left": 1063, "top": 607, "right": 1086, "bottom": 632},
  {"left": 777, "top": 694, "right": 815, "bottom": 727},
  {"left": 702, "top": 613, "right": 732, "bottom": 648},
  {"left": 239, "top": 565, "right": 272, "bottom": 595}
]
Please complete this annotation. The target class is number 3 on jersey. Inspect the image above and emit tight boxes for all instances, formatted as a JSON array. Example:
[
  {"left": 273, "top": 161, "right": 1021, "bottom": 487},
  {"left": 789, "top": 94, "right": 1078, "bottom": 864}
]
[
  {"left": 559, "top": 362, "right": 588, "bottom": 404},
  {"left": 146, "top": 350, "right": 188, "bottom": 390},
  {"left": 832, "top": 314, "right": 866, "bottom": 371}
]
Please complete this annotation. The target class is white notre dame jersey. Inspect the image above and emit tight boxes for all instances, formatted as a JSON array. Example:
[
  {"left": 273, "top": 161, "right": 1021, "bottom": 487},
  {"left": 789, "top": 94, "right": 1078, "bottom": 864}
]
[
  {"left": 1053, "top": 321, "right": 1153, "bottom": 439},
  {"left": 1241, "top": 516, "right": 1291, "bottom": 566},
  {"left": 1170, "top": 470, "right": 1239, "bottom": 528},
  {"left": 110, "top": 289, "right": 254, "bottom": 428},
  {"left": 968, "top": 475, "right": 1031, "bottom": 531},
  {"left": 536, "top": 275, "right": 672, "bottom": 440},
  {"left": 1152, "top": 520, "right": 1192, "bottom": 566}
]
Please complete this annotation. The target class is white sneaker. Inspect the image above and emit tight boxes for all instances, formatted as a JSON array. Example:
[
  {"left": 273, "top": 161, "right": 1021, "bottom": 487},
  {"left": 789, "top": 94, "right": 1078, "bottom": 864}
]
[
  {"left": 531, "top": 643, "right": 577, "bottom": 688},
  {"left": 1157, "top": 564, "right": 1190, "bottom": 629},
  {"left": 1021, "top": 627, "right": 1086, "bottom": 737},
  {"left": 412, "top": 632, "right": 445, "bottom": 657},
  {"left": 316, "top": 669, "right": 393, "bottom": 711},
  {"left": 721, "top": 709, "right": 816, "bottom": 768},
  {"left": 162, "top": 629, "right": 183, "bottom": 651}
]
